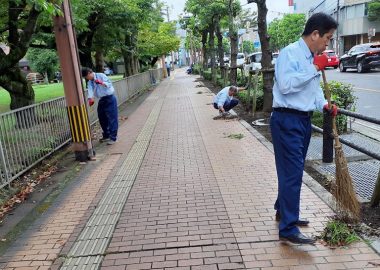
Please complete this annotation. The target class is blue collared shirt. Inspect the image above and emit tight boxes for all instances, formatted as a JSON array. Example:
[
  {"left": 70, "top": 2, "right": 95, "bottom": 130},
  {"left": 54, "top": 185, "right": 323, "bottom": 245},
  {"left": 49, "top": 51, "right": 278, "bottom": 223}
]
[
  {"left": 272, "top": 38, "right": 327, "bottom": 112},
  {"left": 213, "top": 86, "right": 233, "bottom": 108},
  {"left": 87, "top": 73, "right": 114, "bottom": 99}
]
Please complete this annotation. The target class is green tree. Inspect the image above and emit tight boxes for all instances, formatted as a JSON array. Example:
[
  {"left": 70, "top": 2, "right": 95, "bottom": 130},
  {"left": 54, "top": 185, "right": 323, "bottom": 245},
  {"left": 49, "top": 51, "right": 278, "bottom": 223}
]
[
  {"left": 185, "top": 0, "right": 232, "bottom": 83},
  {"left": 368, "top": 0, "right": 380, "bottom": 21},
  {"left": 0, "top": 0, "right": 61, "bottom": 110},
  {"left": 223, "top": 37, "right": 230, "bottom": 55},
  {"left": 138, "top": 22, "right": 180, "bottom": 66},
  {"left": 242, "top": 40, "right": 254, "bottom": 54},
  {"left": 268, "top": 13, "right": 306, "bottom": 51},
  {"left": 27, "top": 48, "right": 59, "bottom": 81}
]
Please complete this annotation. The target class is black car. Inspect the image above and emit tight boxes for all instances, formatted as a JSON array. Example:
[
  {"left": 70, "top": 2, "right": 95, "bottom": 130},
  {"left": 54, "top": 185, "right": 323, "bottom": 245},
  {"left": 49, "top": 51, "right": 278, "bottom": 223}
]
[{"left": 339, "top": 43, "right": 380, "bottom": 73}]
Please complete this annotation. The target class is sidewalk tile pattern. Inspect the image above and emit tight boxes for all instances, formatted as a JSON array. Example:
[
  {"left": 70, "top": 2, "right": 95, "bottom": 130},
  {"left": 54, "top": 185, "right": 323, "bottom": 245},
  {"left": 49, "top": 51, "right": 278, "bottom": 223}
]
[
  {"left": 0, "top": 155, "right": 120, "bottom": 270},
  {"left": 60, "top": 100, "right": 165, "bottom": 269},
  {"left": 101, "top": 78, "right": 245, "bottom": 269}
]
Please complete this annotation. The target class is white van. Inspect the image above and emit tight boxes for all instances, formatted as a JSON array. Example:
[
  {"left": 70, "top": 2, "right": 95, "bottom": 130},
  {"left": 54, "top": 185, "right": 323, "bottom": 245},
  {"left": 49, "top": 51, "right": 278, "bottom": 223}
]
[{"left": 244, "top": 52, "right": 278, "bottom": 72}]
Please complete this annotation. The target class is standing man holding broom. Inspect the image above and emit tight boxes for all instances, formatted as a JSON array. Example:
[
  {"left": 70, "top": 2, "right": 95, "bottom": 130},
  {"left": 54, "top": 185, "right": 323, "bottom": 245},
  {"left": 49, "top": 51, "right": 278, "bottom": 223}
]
[{"left": 270, "top": 13, "right": 338, "bottom": 244}]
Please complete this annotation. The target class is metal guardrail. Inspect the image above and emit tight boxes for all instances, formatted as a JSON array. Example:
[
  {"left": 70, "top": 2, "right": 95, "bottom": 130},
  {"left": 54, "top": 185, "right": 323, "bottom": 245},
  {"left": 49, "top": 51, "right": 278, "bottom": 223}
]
[
  {"left": 0, "top": 68, "right": 163, "bottom": 189},
  {"left": 312, "top": 108, "right": 380, "bottom": 206}
]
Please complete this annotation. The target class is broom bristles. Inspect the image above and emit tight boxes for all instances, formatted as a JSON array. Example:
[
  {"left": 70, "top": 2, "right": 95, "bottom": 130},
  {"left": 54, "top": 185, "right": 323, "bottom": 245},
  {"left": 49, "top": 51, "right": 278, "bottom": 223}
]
[{"left": 334, "top": 145, "right": 361, "bottom": 221}]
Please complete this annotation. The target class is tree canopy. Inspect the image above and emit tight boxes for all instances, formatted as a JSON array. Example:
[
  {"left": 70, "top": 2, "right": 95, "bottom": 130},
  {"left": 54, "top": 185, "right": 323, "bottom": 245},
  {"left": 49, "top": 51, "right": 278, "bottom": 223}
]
[
  {"left": 0, "top": 0, "right": 180, "bottom": 110},
  {"left": 368, "top": 0, "right": 380, "bottom": 21},
  {"left": 268, "top": 13, "right": 306, "bottom": 51}
]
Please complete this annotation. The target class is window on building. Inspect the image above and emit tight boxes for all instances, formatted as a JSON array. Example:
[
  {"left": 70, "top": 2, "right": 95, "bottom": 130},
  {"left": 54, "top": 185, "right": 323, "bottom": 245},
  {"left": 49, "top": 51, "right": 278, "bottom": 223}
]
[
  {"left": 346, "top": 5, "right": 355, "bottom": 19},
  {"left": 364, "top": 3, "right": 368, "bottom": 16},
  {"left": 355, "top": 4, "right": 365, "bottom": 17}
]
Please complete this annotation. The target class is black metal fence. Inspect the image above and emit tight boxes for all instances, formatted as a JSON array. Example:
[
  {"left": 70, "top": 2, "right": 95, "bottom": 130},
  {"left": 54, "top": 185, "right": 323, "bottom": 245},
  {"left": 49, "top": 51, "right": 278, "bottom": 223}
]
[{"left": 312, "top": 109, "right": 380, "bottom": 206}]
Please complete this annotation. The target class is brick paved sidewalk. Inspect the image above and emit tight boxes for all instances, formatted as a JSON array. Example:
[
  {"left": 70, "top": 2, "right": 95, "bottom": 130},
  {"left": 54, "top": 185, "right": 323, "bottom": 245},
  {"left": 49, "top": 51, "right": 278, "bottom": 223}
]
[{"left": 1, "top": 70, "right": 380, "bottom": 270}]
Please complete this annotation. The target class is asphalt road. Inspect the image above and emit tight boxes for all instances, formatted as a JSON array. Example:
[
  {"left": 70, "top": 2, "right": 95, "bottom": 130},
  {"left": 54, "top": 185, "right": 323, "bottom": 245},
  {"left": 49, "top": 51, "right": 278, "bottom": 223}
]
[
  {"left": 324, "top": 68, "right": 380, "bottom": 139},
  {"left": 324, "top": 68, "right": 380, "bottom": 118}
]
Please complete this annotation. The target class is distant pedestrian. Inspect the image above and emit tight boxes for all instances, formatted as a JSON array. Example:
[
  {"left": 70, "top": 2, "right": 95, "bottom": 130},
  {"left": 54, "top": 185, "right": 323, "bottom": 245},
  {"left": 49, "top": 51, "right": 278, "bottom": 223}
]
[
  {"left": 82, "top": 67, "right": 118, "bottom": 145},
  {"left": 165, "top": 61, "right": 171, "bottom": 77},
  {"left": 270, "top": 13, "right": 338, "bottom": 244}
]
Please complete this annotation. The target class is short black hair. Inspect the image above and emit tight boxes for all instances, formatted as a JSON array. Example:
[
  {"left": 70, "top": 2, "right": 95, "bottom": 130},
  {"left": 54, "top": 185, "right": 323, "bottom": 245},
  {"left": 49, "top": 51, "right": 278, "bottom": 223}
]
[
  {"left": 229, "top": 86, "right": 238, "bottom": 94},
  {"left": 81, "top": 67, "right": 92, "bottom": 77},
  {"left": 302, "top": 13, "right": 338, "bottom": 37}
]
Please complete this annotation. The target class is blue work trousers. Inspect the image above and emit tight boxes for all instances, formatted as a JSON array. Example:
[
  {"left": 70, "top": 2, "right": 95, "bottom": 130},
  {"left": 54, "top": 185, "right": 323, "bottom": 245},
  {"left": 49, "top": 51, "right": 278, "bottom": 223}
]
[
  {"left": 270, "top": 111, "right": 311, "bottom": 237},
  {"left": 97, "top": 95, "right": 118, "bottom": 141},
  {"left": 213, "top": 99, "right": 239, "bottom": 112}
]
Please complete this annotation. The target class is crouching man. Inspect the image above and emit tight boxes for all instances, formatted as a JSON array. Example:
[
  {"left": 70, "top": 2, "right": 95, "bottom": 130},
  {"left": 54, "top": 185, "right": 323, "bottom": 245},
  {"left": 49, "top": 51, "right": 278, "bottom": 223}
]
[{"left": 213, "top": 86, "right": 241, "bottom": 120}]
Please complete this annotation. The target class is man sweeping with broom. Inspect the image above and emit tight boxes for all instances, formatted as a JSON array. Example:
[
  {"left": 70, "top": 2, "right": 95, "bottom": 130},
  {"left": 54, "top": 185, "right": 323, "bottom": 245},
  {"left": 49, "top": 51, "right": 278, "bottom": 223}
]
[{"left": 270, "top": 13, "right": 339, "bottom": 244}]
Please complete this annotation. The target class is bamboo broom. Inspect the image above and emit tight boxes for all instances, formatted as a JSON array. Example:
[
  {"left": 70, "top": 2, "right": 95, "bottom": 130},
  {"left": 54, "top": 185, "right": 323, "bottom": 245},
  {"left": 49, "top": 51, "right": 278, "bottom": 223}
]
[{"left": 321, "top": 70, "right": 361, "bottom": 222}]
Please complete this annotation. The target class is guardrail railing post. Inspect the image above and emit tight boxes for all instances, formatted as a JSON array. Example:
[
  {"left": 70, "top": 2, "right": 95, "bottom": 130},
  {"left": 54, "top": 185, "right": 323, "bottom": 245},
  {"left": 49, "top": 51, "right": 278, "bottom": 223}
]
[
  {"left": 0, "top": 138, "right": 10, "bottom": 187},
  {"left": 371, "top": 169, "right": 380, "bottom": 207},
  {"left": 322, "top": 110, "right": 334, "bottom": 163}
]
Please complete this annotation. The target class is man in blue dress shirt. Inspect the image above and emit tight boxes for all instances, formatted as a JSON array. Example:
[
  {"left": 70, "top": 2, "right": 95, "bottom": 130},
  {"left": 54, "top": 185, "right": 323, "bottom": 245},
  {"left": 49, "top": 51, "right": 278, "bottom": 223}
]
[
  {"left": 82, "top": 68, "right": 118, "bottom": 145},
  {"left": 213, "top": 86, "right": 239, "bottom": 117},
  {"left": 270, "top": 13, "right": 338, "bottom": 244}
]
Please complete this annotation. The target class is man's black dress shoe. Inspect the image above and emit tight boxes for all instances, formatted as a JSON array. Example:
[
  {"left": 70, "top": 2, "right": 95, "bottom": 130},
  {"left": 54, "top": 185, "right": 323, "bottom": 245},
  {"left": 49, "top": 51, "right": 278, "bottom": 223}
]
[
  {"left": 279, "top": 232, "right": 316, "bottom": 244},
  {"left": 275, "top": 211, "right": 310, "bottom": 226}
]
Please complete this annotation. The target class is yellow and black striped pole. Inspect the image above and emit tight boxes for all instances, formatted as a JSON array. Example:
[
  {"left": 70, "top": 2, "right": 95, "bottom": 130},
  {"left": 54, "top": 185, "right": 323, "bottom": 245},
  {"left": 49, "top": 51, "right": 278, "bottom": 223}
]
[{"left": 67, "top": 105, "right": 91, "bottom": 143}]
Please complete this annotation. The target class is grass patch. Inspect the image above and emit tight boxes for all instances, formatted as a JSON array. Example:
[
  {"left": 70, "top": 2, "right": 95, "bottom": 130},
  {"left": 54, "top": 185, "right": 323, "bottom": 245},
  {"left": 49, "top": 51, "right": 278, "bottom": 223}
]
[
  {"left": 226, "top": 133, "right": 244, "bottom": 140},
  {"left": 319, "top": 219, "right": 360, "bottom": 247},
  {"left": 0, "top": 83, "right": 64, "bottom": 114},
  {"left": 0, "top": 75, "right": 124, "bottom": 113}
]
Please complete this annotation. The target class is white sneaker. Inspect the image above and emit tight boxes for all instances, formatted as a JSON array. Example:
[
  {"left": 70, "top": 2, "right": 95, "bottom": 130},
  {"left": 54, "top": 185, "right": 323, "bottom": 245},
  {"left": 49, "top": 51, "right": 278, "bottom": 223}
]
[{"left": 107, "top": 140, "right": 117, "bottom": 145}]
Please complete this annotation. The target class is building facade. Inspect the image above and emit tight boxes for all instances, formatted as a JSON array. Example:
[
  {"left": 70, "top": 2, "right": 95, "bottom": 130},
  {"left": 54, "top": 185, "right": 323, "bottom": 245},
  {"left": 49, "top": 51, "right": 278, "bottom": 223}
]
[{"left": 293, "top": 0, "right": 380, "bottom": 55}]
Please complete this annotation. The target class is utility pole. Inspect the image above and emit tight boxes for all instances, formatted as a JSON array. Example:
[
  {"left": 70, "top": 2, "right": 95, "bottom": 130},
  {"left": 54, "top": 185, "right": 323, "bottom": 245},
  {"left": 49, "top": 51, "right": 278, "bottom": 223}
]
[
  {"left": 335, "top": 0, "right": 340, "bottom": 55},
  {"left": 53, "top": 0, "right": 94, "bottom": 161}
]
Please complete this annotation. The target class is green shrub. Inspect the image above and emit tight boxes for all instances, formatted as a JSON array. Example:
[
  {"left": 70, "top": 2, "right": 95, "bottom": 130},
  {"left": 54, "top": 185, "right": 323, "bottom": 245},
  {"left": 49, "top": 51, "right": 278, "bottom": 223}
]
[
  {"left": 193, "top": 64, "right": 201, "bottom": 75},
  {"left": 237, "top": 73, "right": 264, "bottom": 112},
  {"left": 312, "top": 81, "right": 357, "bottom": 133},
  {"left": 203, "top": 70, "right": 212, "bottom": 81}
]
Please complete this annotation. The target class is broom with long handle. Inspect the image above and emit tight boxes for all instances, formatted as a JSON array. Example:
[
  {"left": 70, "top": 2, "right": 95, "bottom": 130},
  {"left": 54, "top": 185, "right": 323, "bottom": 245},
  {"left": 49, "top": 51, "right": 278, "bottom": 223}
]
[{"left": 321, "top": 70, "right": 361, "bottom": 221}]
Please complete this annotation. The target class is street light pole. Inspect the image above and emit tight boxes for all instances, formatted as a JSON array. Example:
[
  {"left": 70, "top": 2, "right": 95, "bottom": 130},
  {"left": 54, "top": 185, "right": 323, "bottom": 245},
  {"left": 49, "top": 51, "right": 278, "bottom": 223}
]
[
  {"left": 335, "top": 0, "right": 340, "bottom": 55},
  {"left": 53, "top": 0, "right": 94, "bottom": 161}
]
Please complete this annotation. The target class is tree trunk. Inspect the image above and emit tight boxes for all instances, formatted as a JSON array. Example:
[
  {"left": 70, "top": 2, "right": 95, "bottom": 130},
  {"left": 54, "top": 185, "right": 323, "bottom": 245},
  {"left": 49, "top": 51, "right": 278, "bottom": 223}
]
[
  {"left": 0, "top": 67, "right": 36, "bottom": 128},
  {"left": 95, "top": 50, "right": 104, "bottom": 72},
  {"left": 133, "top": 56, "right": 139, "bottom": 74},
  {"left": 150, "top": 57, "right": 159, "bottom": 67},
  {"left": 216, "top": 19, "right": 225, "bottom": 78},
  {"left": 228, "top": 0, "right": 238, "bottom": 86},
  {"left": 0, "top": 67, "right": 35, "bottom": 110},
  {"left": 78, "top": 46, "right": 94, "bottom": 69},
  {"left": 256, "top": 0, "right": 274, "bottom": 113},
  {"left": 201, "top": 30, "right": 208, "bottom": 70},
  {"left": 208, "top": 22, "right": 217, "bottom": 84},
  {"left": 123, "top": 54, "right": 133, "bottom": 77},
  {"left": 78, "top": 35, "right": 94, "bottom": 69}
]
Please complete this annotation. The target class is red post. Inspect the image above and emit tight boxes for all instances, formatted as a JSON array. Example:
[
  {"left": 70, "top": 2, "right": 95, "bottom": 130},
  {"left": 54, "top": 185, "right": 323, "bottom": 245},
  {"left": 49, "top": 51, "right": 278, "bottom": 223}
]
[{"left": 53, "top": 0, "right": 94, "bottom": 161}]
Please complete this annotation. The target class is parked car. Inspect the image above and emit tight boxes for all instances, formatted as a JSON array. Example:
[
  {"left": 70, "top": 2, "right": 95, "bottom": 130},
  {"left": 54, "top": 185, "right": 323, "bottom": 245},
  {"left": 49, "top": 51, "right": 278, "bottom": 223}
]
[
  {"left": 322, "top": 50, "right": 339, "bottom": 69},
  {"left": 236, "top": 53, "right": 245, "bottom": 67},
  {"left": 339, "top": 43, "right": 380, "bottom": 73},
  {"left": 223, "top": 56, "right": 230, "bottom": 66},
  {"left": 244, "top": 52, "right": 277, "bottom": 72}
]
